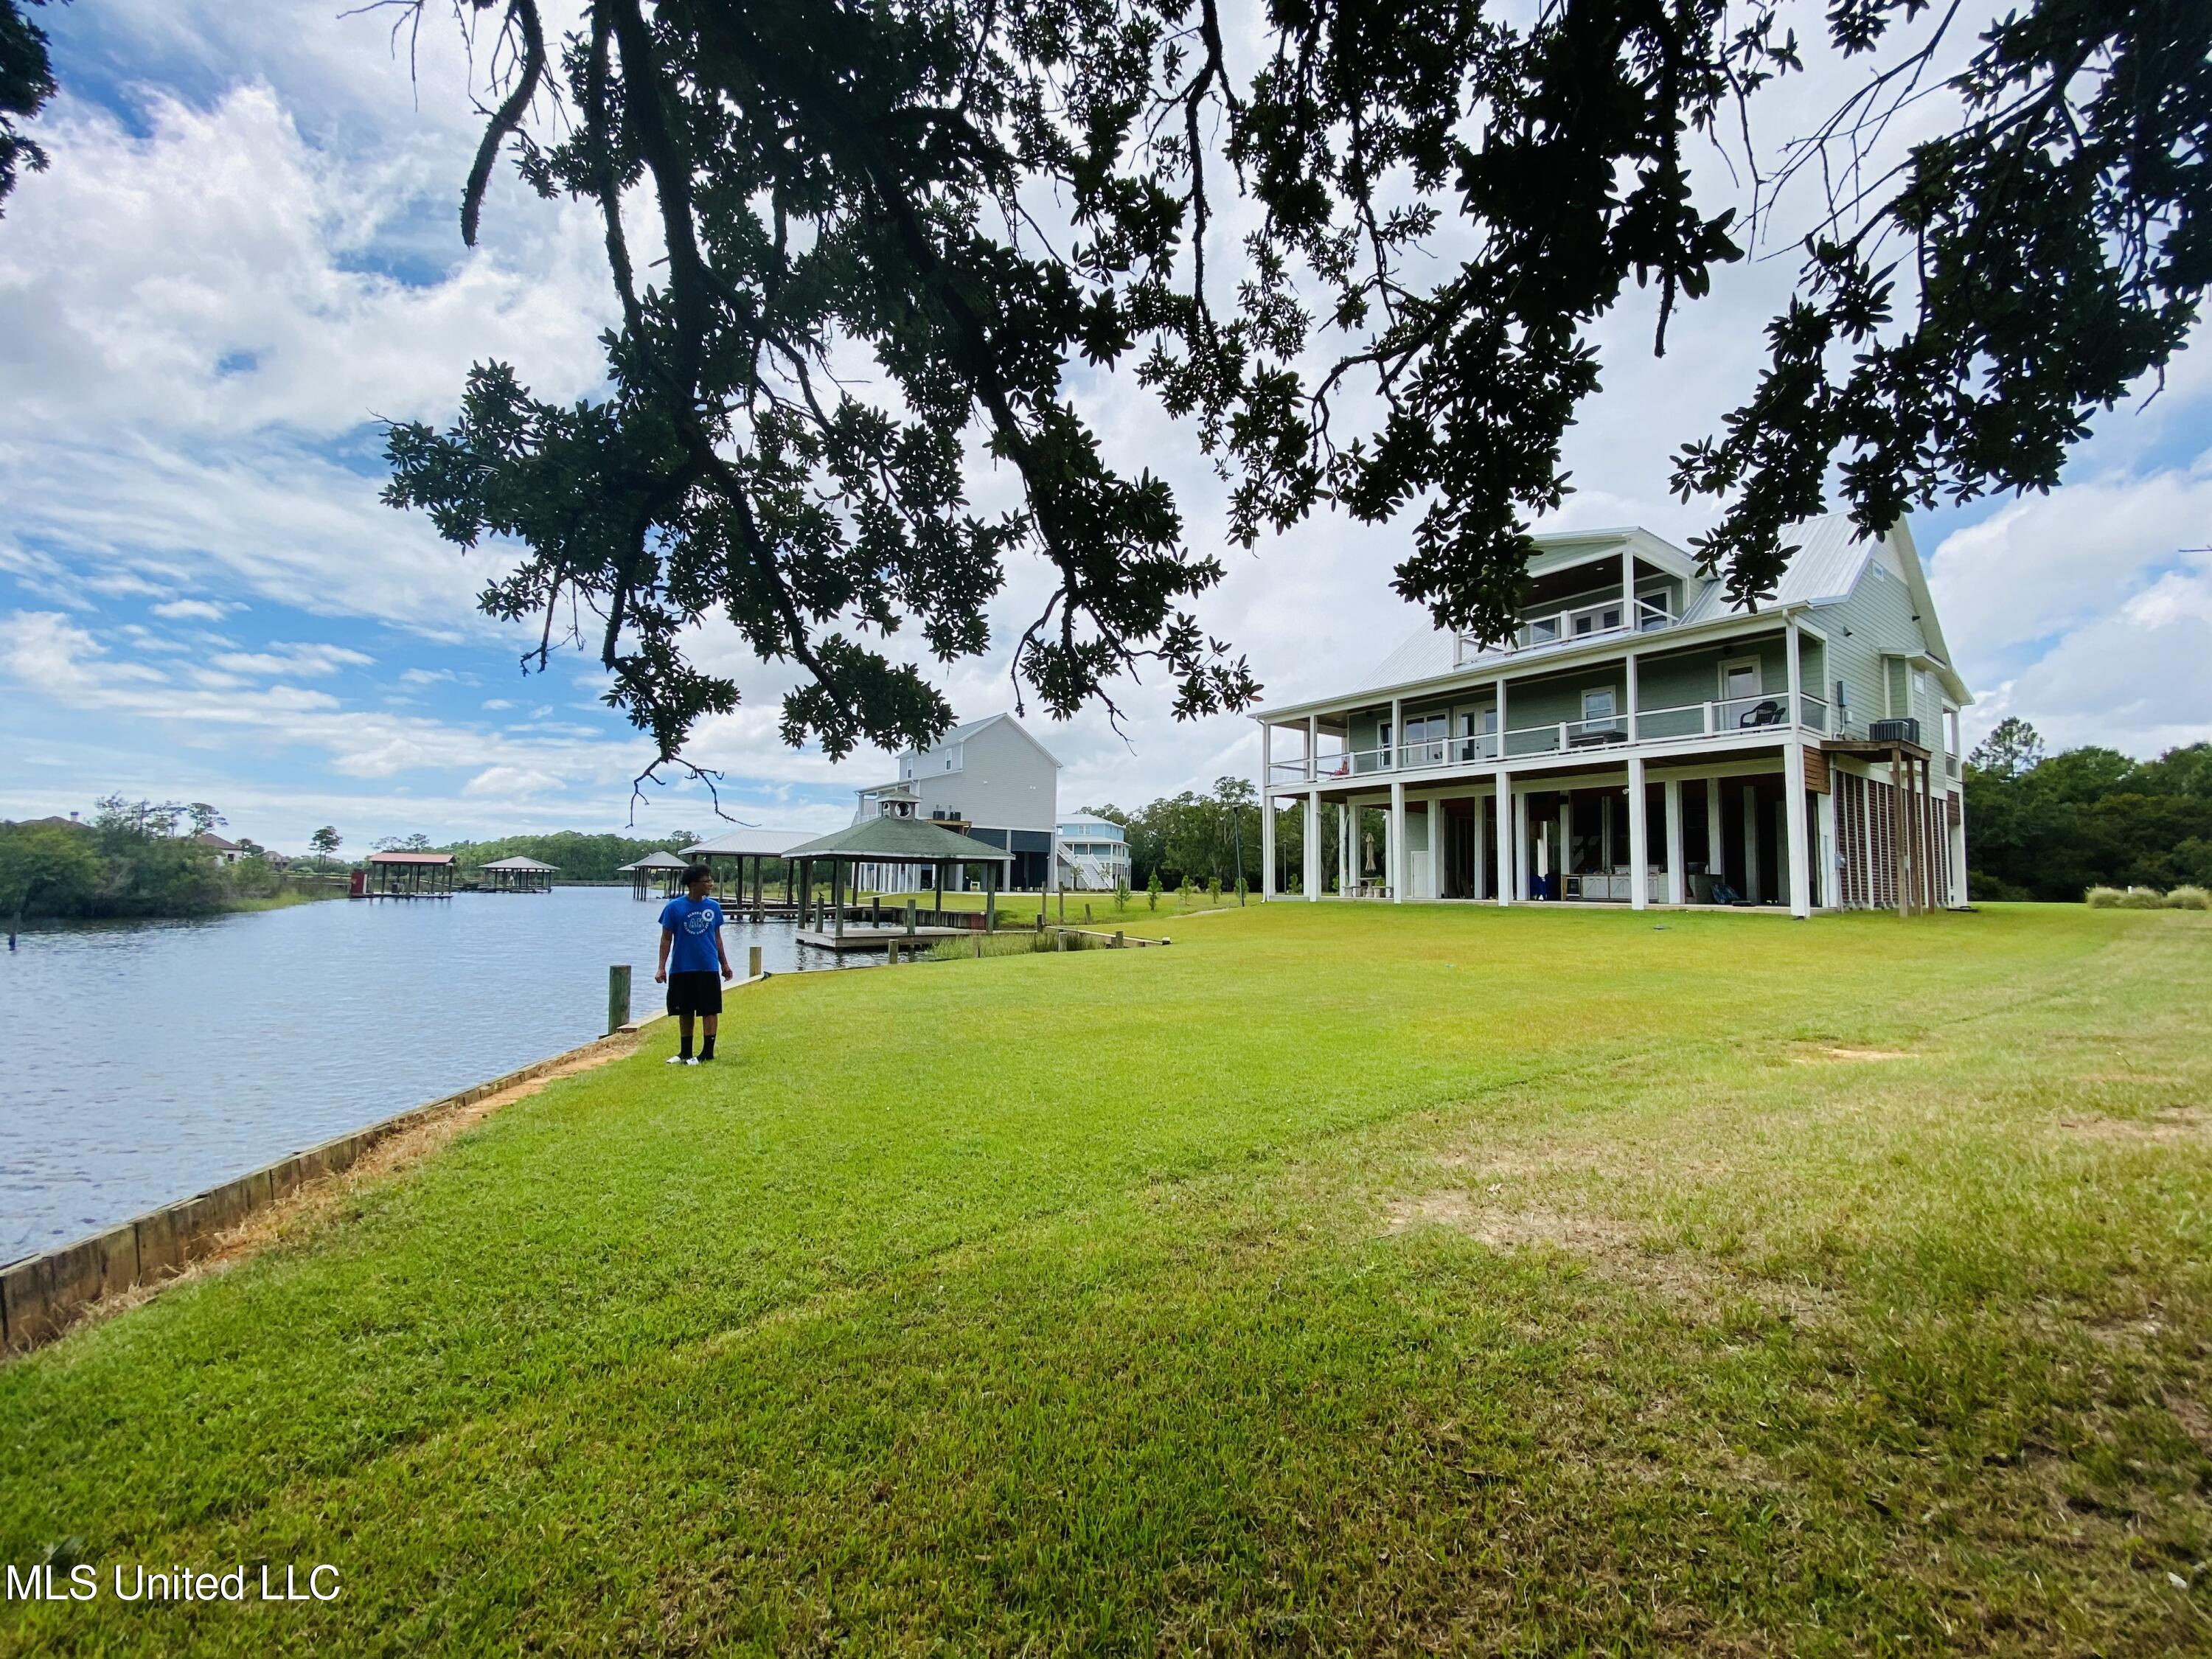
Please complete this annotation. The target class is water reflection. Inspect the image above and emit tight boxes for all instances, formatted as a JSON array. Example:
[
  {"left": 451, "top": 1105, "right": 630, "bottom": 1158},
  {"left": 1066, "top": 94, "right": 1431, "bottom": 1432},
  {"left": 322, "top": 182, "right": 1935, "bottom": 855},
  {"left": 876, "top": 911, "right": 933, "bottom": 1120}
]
[{"left": 0, "top": 887, "right": 866, "bottom": 1261}]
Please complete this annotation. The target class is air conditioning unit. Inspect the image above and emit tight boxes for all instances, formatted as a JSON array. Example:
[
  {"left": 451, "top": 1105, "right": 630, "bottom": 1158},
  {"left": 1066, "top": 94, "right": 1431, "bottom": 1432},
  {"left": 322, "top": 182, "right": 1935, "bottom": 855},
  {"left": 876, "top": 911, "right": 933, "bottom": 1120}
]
[{"left": 1869, "top": 717, "right": 1921, "bottom": 745}]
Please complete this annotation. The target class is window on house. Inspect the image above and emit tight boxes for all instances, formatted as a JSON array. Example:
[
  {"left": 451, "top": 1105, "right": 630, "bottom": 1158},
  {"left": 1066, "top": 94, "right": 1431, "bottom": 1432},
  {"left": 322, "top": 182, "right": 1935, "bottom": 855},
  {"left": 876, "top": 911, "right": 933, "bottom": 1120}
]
[{"left": 1582, "top": 688, "right": 1616, "bottom": 723}]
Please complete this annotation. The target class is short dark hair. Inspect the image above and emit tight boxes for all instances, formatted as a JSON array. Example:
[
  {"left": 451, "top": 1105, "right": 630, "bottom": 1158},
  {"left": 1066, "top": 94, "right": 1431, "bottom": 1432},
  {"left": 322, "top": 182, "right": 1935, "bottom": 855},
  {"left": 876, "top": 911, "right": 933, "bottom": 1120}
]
[{"left": 682, "top": 863, "right": 712, "bottom": 886}]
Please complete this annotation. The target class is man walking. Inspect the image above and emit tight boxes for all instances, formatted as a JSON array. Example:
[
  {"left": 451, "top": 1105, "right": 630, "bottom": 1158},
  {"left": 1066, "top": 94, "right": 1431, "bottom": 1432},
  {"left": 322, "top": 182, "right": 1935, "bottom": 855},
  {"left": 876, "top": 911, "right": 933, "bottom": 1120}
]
[{"left": 655, "top": 863, "right": 734, "bottom": 1064}]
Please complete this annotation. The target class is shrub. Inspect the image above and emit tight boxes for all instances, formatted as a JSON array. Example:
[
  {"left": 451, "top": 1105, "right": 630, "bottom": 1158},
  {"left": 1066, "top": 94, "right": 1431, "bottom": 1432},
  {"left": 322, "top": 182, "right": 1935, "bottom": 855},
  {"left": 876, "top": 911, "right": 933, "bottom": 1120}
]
[
  {"left": 1146, "top": 872, "right": 1161, "bottom": 911},
  {"left": 2085, "top": 886, "right": 2126, "bottom": 908},
  {"left": 1206, "top": 875, "right": 1221, "bottom": 904},
  {"left": 2163, "top": 885, "right": 2211, "bottom": 910},
  {"left": 2116, "top": 887, "right": 2166, "bottom": 910}
]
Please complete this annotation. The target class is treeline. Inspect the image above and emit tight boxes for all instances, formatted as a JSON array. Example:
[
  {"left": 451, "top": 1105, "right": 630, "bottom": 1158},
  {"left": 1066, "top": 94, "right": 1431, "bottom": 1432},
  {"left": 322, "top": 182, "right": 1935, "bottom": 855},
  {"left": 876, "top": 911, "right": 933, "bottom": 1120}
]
[
  {"left": 0, "top": 798, "right": 318, "bottom": 928},
  {"left": 1089, "top": 778, "right": 1270, "bottom": 892},
  {"left": 429, "top": 830, "right": 702, "bottom": 882},
  {"left": 1965, "top": 721, "right": 2212, "bottom": 902}
]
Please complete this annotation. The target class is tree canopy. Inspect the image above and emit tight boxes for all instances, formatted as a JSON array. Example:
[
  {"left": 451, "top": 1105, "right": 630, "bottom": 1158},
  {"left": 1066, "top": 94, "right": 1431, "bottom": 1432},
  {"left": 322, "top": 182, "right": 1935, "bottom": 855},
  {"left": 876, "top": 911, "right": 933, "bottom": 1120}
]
[
  {"left": 1964, "top": 725, "right": 2212, "bottom": 900},
  {"left": 7, "top": 0, "right": 2205, "bottom": 776}
]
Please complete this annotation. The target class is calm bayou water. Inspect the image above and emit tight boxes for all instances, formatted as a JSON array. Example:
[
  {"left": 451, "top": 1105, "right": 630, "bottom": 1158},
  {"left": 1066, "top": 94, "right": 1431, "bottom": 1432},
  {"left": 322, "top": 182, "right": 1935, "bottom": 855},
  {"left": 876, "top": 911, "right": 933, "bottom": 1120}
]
[{"left": 0, "top": 887, "right": 865, "bottom": 1262}]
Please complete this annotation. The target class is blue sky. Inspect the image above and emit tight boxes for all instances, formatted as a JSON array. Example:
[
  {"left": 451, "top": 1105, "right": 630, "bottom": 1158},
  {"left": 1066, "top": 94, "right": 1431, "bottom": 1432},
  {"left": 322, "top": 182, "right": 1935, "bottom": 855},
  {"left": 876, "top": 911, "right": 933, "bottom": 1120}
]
[{"left": 3, "top": 1, "right": 2208, "bottom": 854}]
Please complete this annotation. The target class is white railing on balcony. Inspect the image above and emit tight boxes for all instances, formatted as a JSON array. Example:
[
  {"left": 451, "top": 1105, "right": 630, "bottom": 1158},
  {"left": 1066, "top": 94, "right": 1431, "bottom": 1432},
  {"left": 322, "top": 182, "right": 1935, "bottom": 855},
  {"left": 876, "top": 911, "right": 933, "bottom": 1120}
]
[
  {"left": 1455, "top": 595, "right": 1676, "bottom": 664},
  {"left": 1268, "top": 691, "right": 1826, "bottom": 787}
]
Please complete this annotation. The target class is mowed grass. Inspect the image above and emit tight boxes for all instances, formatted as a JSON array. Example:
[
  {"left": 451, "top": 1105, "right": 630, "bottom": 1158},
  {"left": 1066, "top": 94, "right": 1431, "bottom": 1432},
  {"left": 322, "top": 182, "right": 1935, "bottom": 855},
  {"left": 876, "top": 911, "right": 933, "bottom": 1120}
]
[{"left": 3, "top": 902, "right": 2209, "bottom": 1655}]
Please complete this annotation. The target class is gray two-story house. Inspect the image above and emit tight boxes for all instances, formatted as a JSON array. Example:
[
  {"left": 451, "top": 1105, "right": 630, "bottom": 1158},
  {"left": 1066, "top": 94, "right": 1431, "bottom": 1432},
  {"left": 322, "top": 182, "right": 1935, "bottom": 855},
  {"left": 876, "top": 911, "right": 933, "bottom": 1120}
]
[
  {"left": 1255, "top": 515, "right": 1969, "bottom": 917},
  {"left": 853, "top": 712, "right": 1063, "bottom": 891}
]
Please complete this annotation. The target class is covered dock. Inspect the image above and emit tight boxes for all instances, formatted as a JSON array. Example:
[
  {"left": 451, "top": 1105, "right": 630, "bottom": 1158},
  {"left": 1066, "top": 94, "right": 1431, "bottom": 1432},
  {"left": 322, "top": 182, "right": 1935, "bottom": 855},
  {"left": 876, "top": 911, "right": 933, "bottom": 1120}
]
[
  {"left": 617, "top": 849, "right": 690, "bottom": 900},
  {"left": 479, "top": 855, "right": 557, "bottom": 894},
  {"left": 360, "top": 850, "right": 456, "bottom": 898},
  {"left": 681, "top": 827, "right": 818, "bottom": 917},
  {"left": 783, "top": 818, "right": 1014, "bottom": 950}
]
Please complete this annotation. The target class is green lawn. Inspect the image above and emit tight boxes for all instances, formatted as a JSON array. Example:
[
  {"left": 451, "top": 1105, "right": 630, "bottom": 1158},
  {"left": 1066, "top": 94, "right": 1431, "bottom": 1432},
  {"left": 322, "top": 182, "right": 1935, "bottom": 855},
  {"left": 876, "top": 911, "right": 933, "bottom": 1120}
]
[{"left": 4, "top": 903, "right": 2209, "bottom": 1654}]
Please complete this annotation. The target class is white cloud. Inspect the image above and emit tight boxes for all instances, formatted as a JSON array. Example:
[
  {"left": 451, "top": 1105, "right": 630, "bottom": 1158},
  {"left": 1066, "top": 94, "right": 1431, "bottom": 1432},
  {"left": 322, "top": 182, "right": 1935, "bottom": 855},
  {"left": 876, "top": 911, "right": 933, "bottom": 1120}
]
[
  {"left": 209, "top": 641, "right": 375, "bottom": 678},
  {"left": 150, "top": 597, "right": 238, "bottom": 620}
]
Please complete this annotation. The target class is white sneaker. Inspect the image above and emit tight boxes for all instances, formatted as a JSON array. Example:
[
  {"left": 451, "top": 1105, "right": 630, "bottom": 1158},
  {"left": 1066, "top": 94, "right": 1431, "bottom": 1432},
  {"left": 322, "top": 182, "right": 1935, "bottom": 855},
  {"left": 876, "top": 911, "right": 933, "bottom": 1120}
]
[{"left": 667, "top": 1054, "right": 698, "bottom": 1066}]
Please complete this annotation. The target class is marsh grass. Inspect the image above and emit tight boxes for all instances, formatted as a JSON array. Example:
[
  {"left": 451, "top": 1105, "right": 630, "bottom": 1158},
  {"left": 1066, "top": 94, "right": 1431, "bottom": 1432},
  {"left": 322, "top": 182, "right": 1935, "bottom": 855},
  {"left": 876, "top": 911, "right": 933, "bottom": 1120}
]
[{"left": 2, "top": 902, "right": 2208, "bottom": 1655}]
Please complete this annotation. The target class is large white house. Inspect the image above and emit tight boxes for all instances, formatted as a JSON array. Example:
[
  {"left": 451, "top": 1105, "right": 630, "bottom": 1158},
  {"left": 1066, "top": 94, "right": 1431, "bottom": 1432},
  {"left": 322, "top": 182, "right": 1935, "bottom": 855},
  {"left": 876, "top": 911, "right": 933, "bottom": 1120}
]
[
  {"left": 852, "top": 713, "right": 1062, "bottom": 891},
  {"left": 1255, "top": 515, "right": 1970, "bottom": 917}
]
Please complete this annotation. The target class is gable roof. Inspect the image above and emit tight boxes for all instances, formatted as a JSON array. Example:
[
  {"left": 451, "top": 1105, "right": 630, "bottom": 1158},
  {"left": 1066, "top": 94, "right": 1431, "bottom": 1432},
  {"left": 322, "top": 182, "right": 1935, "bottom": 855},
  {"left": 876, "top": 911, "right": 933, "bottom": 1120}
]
[
  {"left": 481, "top": 855, "right": 559, "bottom": 871},
  {"left": 910, "top": 712, "right": 1063, "bottom": 771},
  {"left": 192, "top": 830, "right": 241, "bottom": 852},
  {"left": 616, "top": 850, "right": 692, "bottom": 871},
  {"left": 1342, "top": 513, "right": 1968, "bottom": 705},
  {"left": 366, "top": 850, "right": 455, "bottom": 865},
  {"left": 784, "top": 817, "right": 1014, "bottom": 863}
]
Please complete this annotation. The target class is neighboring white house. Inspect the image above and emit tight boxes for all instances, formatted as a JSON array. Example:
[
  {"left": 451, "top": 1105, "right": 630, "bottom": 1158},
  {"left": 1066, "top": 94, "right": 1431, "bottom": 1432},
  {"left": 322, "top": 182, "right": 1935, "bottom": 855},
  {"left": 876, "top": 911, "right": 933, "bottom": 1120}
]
[
  {"left": 852, "top": 713, "right": 1062, "bottom": 891},
  {"left": 1254, "top": 514, "right": 1971, "bottom": 917},
  {"left": 1057, "top": 816, "right": 1130, "bottom": 891}
]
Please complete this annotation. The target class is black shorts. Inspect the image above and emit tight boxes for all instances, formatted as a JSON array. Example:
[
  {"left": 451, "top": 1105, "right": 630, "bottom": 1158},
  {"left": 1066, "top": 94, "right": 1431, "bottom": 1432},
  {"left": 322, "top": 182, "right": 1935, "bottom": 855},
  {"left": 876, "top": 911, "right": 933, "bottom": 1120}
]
[{"left": 666, "top": 970, "right": 723, "bottom": 1017}]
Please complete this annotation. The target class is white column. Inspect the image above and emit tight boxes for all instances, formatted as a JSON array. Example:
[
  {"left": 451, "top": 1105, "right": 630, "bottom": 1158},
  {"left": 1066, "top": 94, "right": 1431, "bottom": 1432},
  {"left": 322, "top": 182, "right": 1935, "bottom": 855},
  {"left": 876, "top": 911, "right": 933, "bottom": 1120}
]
[
  {"left": 1785, "top": 616, "right": 1803, "bottom": 727},
  {"left": 1260, "top": 767, "right": 1277, "bottom": 900},
  {"left": 1493, "top": 773, "right": 1512, "bottom": 905},
  {"left": 1950, "top": 795, "right": 1967, "bottom": 908},
  {"left": 1621, "top": 546, "right": 1635, "bottom": 630},
  {"left": 1388, "top": 779, "right": 1407, "bottom": 902},
  {"left": 1816, "top": 786, "right": 1839, "bottom": 912},
  {"left": 1388, "top": 695, "right": 1403, "bottom": 773},
  {"left": 1703, "top": 778, "right": 1725, "bottom": 899},
  {"left": 1784, "top": 742, "right": 1811, "bottom": 917},
  {"left": 1339, "top": 799, "right": 1352, "bottom": 897},
  {"left": 1307, "top": 712, "right": 1320, "bottom": 782},
  {"left": 1663, "top": 776, "right": 1685, "bottom": 905},
  {"left": 1303, "top": 788, "right": 1321, "bottom": 900},
  {"left": 1627, "top": 755, "right": 1649, "bottom": 911},
  {"left": 1511, "top": 785, "right": 1528, "bottom": 900},
  {"left": 1625, "top": 652, "right": 1640, "bottom": 741}
]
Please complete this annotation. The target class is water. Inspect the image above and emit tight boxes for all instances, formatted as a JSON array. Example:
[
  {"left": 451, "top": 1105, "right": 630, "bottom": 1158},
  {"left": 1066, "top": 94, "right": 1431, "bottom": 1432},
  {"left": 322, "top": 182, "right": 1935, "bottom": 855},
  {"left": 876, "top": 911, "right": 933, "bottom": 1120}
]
[{"left": 0, "top": 888, "right": 869, "bottom": 1262}]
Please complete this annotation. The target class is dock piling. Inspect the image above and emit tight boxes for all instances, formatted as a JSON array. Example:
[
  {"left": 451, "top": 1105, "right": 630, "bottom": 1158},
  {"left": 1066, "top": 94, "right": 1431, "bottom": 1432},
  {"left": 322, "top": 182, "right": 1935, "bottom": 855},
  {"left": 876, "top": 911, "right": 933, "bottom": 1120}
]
[{"left": 607, "top": 964, "right": 632, "bottom": 1035}]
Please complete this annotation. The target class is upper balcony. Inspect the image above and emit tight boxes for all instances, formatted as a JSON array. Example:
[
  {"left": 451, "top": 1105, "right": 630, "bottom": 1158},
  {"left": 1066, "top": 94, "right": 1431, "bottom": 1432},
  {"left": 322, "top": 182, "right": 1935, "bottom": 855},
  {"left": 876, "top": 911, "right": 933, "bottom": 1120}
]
[
  {"left": 1267, "top": 689, "right": 1832, "bottom": 787},
  {"left": 1445, "top": 531, "right": 1700, "bottom": 670}
]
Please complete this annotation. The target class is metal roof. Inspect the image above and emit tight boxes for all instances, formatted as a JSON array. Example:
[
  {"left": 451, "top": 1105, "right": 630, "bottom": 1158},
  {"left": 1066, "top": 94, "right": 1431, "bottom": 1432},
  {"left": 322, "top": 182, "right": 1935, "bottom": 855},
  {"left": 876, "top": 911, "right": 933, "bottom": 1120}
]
[
  {"left": 480, "top": 856, "right": 559, "bottom": 871},
  {"left": 366, "top": 850, "right": 455, "bottom": 865},
  {"left": 681, "top": 827, "right": 818, "bottom": 858},
  {"left": 1340, "top": 513, "right": 1950, "bottom": 706},
  {"left": 782, "top": 817, "right": 1014, "bottom": 863}
]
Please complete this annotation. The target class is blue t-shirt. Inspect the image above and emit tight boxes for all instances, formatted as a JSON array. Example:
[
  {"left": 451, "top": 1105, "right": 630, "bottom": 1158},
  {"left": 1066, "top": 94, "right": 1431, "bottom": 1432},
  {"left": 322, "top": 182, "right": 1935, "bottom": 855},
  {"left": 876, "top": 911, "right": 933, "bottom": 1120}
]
[{"left": 658, "top": 896, "right": 725, "bottom": 975}]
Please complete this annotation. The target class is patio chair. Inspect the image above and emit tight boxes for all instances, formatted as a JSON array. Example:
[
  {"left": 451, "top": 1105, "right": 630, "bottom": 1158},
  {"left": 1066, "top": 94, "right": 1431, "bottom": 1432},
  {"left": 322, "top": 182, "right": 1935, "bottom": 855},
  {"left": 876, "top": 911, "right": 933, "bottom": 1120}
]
[{"left": 1737, "top": 699, "right": 1786, "bottom": 728}]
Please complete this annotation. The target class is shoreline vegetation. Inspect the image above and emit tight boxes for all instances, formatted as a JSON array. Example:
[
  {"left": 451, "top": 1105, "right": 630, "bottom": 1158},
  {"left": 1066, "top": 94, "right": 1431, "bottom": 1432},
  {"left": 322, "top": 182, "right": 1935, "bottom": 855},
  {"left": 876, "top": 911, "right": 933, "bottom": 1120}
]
[
  {"left": 0, "top": 799, "right": 347, "bottom": 936},
  {"left": 1, "top": 901, "right": 2205, "bottom": 1650}
]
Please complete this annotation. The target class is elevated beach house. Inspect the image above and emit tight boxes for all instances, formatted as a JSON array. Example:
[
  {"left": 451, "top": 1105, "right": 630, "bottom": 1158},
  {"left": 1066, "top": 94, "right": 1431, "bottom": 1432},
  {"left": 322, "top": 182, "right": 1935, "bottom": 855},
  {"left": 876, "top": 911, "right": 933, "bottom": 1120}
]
[
  {"left": 1256, "top": 515, "right": 1970, "bottom": 917},
  {"left": 852, "top": 713, "right": 1063, "bottom": 891},
  {"left": 1057, "top": 815, "right": 1132, "bottom": 892}
]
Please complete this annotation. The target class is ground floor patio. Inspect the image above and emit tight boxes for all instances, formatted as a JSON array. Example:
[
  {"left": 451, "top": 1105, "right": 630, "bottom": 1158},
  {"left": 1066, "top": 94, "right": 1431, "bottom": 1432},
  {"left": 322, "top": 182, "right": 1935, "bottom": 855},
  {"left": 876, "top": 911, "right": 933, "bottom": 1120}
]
[{"left": 1262, "top": 740, "right": 1963, "bottom": 916}]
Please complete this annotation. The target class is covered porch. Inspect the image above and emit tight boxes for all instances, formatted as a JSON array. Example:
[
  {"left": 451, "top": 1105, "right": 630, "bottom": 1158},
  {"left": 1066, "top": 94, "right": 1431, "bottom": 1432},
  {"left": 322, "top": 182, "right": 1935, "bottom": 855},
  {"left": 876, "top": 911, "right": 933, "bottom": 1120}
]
[{"left": 1263, "top": 747, "right": 1837, "bottom": 915}]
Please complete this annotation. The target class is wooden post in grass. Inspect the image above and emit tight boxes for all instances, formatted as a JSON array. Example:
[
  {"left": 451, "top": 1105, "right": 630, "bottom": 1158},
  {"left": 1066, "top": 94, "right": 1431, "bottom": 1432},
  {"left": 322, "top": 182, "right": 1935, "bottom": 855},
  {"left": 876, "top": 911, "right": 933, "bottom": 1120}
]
[
  {"left": 748, "top": 945, "right": 762, "bottom": 979},
  {"left": 905, "top": 898, "right": 917, "bottom": 936},
  {"left": 972, "top": 932, "right": 983, "bottom": 959},
  {"left": 607, "top": 964, "right": 631, "bottom": 1034},
  {"left": 1113, "top": 931, "right": 1124, "bottom": 948}
]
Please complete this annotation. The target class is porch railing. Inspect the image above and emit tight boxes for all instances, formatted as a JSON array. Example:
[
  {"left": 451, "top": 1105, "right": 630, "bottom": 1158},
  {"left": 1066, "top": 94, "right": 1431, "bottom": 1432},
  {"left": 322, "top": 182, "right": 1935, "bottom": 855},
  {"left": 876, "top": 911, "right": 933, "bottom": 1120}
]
[{"left": 1267, "top": 691, "right": 1828, "bottom": 785}]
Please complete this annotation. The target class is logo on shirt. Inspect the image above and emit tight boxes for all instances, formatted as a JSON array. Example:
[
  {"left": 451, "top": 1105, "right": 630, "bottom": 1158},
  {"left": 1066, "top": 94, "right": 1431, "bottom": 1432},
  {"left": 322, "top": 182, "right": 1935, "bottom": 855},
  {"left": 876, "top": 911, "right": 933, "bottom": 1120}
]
[{"left": 682, "top": 908, "right": 714, "bottom": 934}]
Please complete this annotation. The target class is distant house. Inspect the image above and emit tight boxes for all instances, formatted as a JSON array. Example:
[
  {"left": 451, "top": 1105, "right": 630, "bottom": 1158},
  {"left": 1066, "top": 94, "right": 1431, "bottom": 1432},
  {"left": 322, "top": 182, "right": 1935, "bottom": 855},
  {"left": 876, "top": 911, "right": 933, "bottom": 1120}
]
[
  {"left": 192, "top": 831, "right": 246, "bottom": 866},
  {"left": 1057, "top": 816, "right": 1130, "bottom": 891},
  {"left": 852, "top": 713, "right": 1062, "bottom": 891},
  {"left": 1254, "top": 514, "right": 1970, "bottom": 915},
  {"left": 12, "top": 813, "right": 88, "bottom": 832}
]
